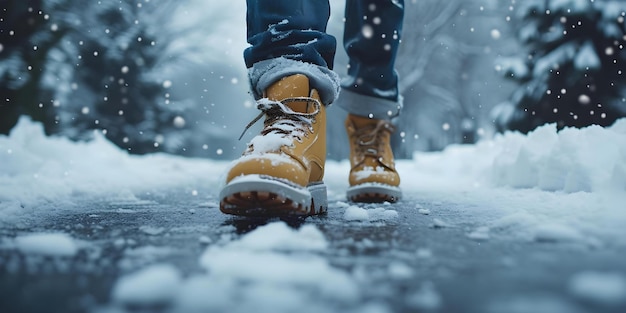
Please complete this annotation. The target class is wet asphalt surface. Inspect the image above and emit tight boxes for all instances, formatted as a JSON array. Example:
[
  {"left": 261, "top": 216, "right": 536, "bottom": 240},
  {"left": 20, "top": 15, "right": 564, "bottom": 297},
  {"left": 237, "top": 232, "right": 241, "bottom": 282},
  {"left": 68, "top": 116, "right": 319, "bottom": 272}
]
[{"left": 1, "top": 188, "right": 625, "bottom": 313}]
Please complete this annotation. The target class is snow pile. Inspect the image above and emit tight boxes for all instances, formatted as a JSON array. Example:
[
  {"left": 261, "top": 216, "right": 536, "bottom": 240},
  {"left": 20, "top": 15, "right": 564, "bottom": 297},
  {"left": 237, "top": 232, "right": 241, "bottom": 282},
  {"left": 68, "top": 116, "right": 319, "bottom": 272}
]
[
  {"left": 3, "top": 232, "right": 79, "bottom": 257},
  {"left": 109, "top": 222, "right": 364, "bottom": 313},
  {"left": 403, "top": 119, "right": 626, "bottom": 246},
  {"left": 490, "top": 122, "right": 626, "bottom": 192},
  {"left": 343, "top": 205, "right": 399, "bottom": 222},
  {"left": 568, "top": 271, "right": 626, "bottom": 306},
  {"left": 195, "top": 222, "right": 359, "bottom": 312},
  {"left": 413, "top": 120, "right": 626, "bottom": 193},
  {"left": 0, "top": 117, "right": 223, "bottom": 218},
  {"left": 112, "top": 264, "right": 183, "bottom": 306},
  {"left": 225, "top": 222, "right": 328, "bottom": 251},
  {"left": 405, "top": 281, "right": 443, "bottom": 311},
  {"left": 2, "top": 117, "right": 626, "bottom": 247},
  {"left": 1, "top": 110, "right": 626, "bottom": 312}
]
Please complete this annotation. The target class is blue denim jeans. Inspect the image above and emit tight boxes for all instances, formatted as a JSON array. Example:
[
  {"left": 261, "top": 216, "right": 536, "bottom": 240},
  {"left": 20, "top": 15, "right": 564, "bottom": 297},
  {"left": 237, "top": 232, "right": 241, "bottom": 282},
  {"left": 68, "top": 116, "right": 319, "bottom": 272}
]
[{"left": 245, "top": 0, "right": 404, "bottom": 119}]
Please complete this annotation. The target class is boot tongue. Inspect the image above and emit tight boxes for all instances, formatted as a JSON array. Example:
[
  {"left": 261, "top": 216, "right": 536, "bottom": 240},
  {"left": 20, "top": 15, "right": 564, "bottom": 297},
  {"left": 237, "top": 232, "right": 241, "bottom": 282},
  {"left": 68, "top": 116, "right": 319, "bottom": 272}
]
[
  {"left": 265, "top": 74, "right": 312, "bottom": 113},
  {"left": 348, "top": 113, "right": 379, "bottom": 129}
]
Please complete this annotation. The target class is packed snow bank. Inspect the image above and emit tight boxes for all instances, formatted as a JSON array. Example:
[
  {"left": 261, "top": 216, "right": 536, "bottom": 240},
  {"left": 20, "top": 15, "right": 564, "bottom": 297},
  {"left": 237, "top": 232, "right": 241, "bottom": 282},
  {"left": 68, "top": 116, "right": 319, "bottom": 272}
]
[
  {"left": 342, "top": 204, "right": 399, "bottom": 222},
  {"left": 400, "top": 119, "right": 626, "bottom": 246},
  {"left": 1, "top": 232, "right": 79, "bottom": 257},
  {"left": 412, "top": 120, "right": 626, "bottom": 193},
  {"left": 2, "top": 115, "right": 626, "bottom": 312},
  {"left": 0, "top": 117, "right": 224, "bottom": 218}
]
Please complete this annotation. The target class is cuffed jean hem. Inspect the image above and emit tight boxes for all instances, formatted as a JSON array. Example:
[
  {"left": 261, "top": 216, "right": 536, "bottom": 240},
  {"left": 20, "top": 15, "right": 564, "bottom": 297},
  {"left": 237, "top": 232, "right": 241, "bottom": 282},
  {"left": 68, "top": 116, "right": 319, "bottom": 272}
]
[
  {"left": 248, "top": 57, "right": 341, "bottom": 105},
  {"left": 336, "top": 88, "right": 403, "bottom": 120}
]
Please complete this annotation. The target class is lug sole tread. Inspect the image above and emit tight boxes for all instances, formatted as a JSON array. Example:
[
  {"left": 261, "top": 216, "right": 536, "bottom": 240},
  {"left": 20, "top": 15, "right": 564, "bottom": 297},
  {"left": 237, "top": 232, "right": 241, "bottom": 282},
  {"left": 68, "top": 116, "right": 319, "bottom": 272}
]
[{"left": 221, "top": 191, "right": 320, "bottom": 217}]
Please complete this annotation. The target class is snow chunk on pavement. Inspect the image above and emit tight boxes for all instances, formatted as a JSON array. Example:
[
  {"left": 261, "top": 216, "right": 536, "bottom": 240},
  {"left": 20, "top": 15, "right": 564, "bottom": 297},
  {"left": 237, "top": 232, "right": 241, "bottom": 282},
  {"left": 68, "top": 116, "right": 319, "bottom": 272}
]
[
  {"left": 197, "top": 222, "right": 360, "bottom": 310},
  {"left": 201, "top": 249, "right": 356, "bottom": 299},
  {"left": 112, "top": 263, "right": 182, "bottom": 305},
  {"left": 344, "top": 205, "right": 369, "bottom": 221},
  {"left": 14, "top": 232, "right": 78, "bottom": 257},
  {"left": 406, "top": 281, "right": 442, "bottom": 310},
  {"left": 533, "top": 223, "right": 583, "bottom": 243},
  {"left": 343, "top": 205, "right": 398, "bottom": 222},
  {"left": 229, "top": 222, "right": 327, "bottom": 251},
  {"left": 568, "top": 271, "right": 626, "bottom": 305},
  {"left": 431, "top": 218, "right": 452, "bottom": 228},
  {"left": 467, "top": 226, "right": 491, "bottom": 241},
  {"left": 388, "top": 261, "right": 414, "bottom": 279}
]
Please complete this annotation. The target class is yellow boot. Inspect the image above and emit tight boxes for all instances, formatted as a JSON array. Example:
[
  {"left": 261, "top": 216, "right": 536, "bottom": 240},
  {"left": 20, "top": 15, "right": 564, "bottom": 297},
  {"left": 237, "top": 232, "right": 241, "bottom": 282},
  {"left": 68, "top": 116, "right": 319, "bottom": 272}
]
[
  {"left": 345, "top": 114, "right": 401, "bottom": 203},
  {"left": 219, "top": 74, "right": 327, "bottom": 216}
]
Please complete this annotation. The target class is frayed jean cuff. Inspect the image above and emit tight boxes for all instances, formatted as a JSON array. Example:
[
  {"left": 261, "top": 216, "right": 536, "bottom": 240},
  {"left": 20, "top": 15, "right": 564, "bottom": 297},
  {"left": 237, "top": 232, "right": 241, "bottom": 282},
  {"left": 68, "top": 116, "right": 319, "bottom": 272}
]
[
  {"left": 248, "top": 57, "right": 340, "bottom": 105},
  {"left": 336, "top": 88, "right": 403, "bottom": 120}
]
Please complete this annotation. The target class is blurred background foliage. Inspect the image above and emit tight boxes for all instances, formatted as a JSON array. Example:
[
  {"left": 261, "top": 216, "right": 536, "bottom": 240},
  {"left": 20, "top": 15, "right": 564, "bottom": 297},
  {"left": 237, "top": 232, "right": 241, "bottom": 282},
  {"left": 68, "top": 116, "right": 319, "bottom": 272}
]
[{"left": 1, "top": 0, "right": 625, "bottom": 160}]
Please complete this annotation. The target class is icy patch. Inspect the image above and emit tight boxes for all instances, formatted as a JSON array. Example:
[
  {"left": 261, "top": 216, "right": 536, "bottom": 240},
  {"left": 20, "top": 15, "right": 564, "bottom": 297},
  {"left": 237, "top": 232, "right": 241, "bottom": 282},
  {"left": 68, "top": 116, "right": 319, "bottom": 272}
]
[
  {"left": 124, "top": 245, "right": 174, "bottom": 257},
  {"left": 112, "top": 264, "right": 182, "bottom": 305},
  {"left": 13, "top": 232, "right": 79, "bottom": 257},
  {"left": 487, "top": 295, "right": 583, "bottom": 313},
  {"left": 568, "top": 271, "right": 626, "bottom": 305},
  {"left": 343, "top": 205, "right": 398, "bottom": 222}
]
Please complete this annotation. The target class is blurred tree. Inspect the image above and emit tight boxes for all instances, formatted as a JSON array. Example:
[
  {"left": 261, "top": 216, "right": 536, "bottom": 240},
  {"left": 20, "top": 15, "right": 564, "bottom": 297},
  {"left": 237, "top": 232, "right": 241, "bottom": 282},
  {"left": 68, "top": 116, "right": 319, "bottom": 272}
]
[
  {"left": 50, "top": 0, "right": 181, "bottom": 153},
  {"left": 385, "top": 0, "right": 517, "bottom": 157},
  {"left": 0, "top": 0, "right": 64, "bottom": 135},
  {"left": 493, "top": 0, "right": 626, "bottom": 133},
  {"left": 1, "top": 0, "right": 185, "bottom": 154}
]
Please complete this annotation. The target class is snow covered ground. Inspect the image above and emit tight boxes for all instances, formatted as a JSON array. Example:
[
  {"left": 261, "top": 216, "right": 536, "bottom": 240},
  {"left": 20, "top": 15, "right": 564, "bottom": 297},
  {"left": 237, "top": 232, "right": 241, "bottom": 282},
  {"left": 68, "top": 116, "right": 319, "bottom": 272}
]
[{"left": 1, "top": 117, "right": 626, "bottom": 312}]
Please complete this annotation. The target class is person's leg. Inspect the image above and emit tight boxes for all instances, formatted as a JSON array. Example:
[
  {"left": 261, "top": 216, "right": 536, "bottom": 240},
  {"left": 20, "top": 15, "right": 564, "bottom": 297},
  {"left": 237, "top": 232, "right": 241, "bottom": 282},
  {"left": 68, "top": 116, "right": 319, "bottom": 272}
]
[
  {"left": 339, "top": 0, "right": 404, "bottom": 119},
  {"left": 244, "top": 0, "right": 340, "bottom": 105},
  {"left": 220, "top": 0, "right": 337, "bottom": 216},
  {"left": 339, "top": 0, "right": 405, "bottom": 203}
]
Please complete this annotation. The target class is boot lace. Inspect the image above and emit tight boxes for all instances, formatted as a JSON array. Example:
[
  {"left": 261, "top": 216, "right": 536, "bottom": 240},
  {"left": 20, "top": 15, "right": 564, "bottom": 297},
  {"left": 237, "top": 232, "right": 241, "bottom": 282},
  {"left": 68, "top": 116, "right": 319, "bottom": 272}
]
[
  {"left": 238, "top": 97, "right": 321, "bottom": 141},
  {"left": 353, "top": 120, "right": 395, "bottom": 158}
]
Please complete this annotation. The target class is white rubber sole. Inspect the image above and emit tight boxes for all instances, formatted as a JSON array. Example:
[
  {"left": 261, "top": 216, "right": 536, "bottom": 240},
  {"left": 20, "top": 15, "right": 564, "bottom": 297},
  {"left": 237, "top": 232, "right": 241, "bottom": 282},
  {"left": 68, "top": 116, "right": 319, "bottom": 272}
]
[
  {"left": 219, "top": 175, "right": 327, "bottom": 217},
  {"left": 346, "top": 183, "right": 402, "bottom": 203}
]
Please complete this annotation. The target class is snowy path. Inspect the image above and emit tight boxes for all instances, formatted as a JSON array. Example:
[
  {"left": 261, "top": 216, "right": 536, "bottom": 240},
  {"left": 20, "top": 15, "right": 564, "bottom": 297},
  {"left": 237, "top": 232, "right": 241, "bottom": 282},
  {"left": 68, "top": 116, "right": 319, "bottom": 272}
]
[
  {"left": 1, "top": 189, "right": 625, "bottom": 313},
  {"left": 1, "top": 119, "right": 626, "bottom": 313}
]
